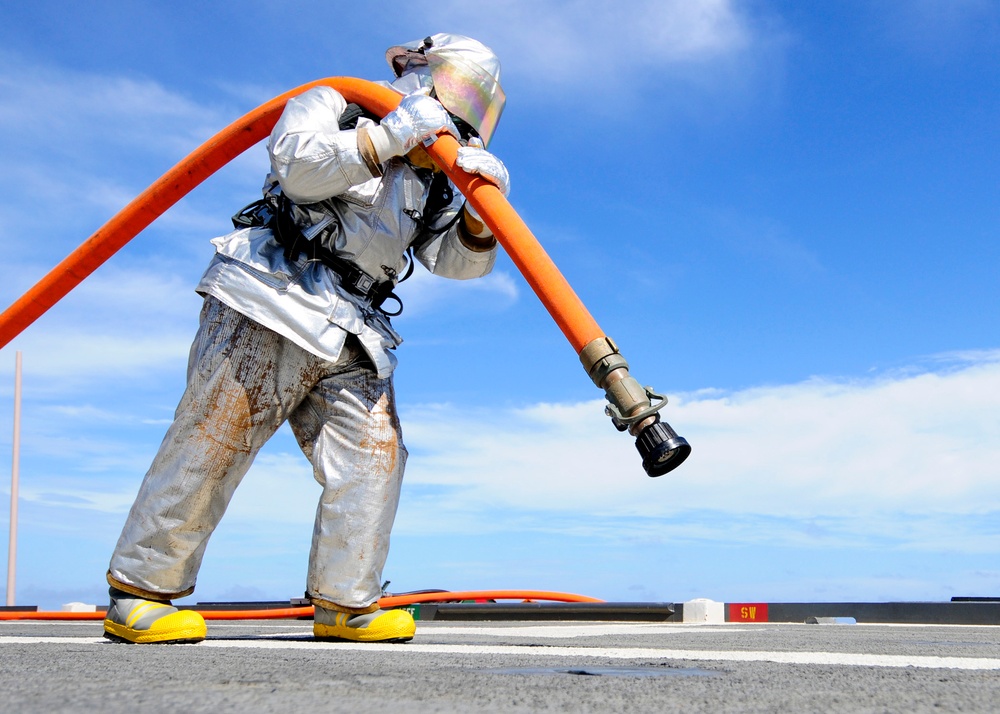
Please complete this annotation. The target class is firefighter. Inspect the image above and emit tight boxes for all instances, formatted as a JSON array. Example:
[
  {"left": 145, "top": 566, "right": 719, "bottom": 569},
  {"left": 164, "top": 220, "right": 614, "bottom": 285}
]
[{"left": 103, "top": 33, "right": 509, "bottom": 644}]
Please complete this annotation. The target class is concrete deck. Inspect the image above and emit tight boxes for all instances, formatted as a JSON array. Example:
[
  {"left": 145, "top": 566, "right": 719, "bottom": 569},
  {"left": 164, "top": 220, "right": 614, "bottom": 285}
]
[{"left": 2, "top": 618, "right": 999, "bottom": 712}]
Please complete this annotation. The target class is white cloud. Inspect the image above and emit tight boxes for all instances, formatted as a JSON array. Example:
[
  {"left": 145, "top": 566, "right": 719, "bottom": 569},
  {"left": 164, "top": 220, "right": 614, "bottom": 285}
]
[
  {"left": 436, "top": 0, "right": 749, "bottom": 67},
  {"left": 21, "top": 486, "right": 137, "bottom": 514},
  {"left": 412, "top": 0, "right": 779, "bottom": 95},
  {"left": 389, "top": 353, "right": 1000, "bottom": 550},
  {"left": 12, "top": 330, "right": 191, "bottom": 385},
  {"left": 0, "top": 263, "right": 201, "bottom": 393},
  {"left": 0, "top": 52, "right": 266, "bottom": 270},
  {"left": 167, "top": 351, "right": 1000, "bottom": 552},
  {"left": 0, "top": 52, "right": 224, "bottom": 157}
]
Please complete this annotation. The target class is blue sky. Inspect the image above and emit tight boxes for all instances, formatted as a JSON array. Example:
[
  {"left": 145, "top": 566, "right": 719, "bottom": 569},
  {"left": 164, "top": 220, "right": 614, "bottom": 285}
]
[{"left": 1, "top": 0, "right": 999, "bottom": 609}]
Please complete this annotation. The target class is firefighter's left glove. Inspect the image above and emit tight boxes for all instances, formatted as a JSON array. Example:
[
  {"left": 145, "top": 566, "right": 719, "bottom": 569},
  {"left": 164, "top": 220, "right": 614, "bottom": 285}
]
[
  {"left": 369, "top": 89, "right": 460, "bottom": 163},
  {"left": 457, "top": 138, "right": 510, "bottom": 224}
]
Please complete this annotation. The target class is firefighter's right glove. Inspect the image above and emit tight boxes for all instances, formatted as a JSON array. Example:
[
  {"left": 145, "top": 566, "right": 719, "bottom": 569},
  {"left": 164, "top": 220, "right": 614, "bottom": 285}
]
[{"left": 368, "top": 90, "right": 460, "bottom": 163}]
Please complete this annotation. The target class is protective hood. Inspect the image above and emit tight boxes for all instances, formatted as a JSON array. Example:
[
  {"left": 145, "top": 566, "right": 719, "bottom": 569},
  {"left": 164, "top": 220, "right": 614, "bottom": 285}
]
[{"left": 386, "top": 33, "right": 505, "bottom": 146}]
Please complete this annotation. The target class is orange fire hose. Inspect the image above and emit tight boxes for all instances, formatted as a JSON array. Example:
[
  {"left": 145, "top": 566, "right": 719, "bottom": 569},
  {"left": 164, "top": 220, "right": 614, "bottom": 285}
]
[
  {"left": 0, "top": 74, "right": 690, "bottom": 479},
  {"left": 0, "top": 589, "right": 603, "bottom": 621},
  {"left": 0, "top": 77, "right": 601, "bottom": 354}
]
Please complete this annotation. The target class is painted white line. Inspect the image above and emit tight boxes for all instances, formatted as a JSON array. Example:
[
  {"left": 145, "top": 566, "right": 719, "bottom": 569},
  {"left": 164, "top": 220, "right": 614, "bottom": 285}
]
[
  {"left": 421, "top": 625, "right": 749, "bottom": 638},
  {"left": 1, "top": 621, "right": 307, "bottom": 630},
  {"left": 2, "top": 636, "right": 998, "bottom": 670}
]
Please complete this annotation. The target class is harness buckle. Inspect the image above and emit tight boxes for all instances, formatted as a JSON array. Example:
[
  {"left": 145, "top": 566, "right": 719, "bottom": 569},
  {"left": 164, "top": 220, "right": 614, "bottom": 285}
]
[{"left": 351, "top": 272, "right": 376, "bottom": 295}]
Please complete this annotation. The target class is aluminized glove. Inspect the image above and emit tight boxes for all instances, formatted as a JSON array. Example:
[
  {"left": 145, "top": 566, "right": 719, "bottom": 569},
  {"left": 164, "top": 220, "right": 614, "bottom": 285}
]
[
  {"left": 368, "top": 90, "right": 460, "bottom": 162},
  {"left": 457, "top": 138, "right": 510, "bottom": 224}
]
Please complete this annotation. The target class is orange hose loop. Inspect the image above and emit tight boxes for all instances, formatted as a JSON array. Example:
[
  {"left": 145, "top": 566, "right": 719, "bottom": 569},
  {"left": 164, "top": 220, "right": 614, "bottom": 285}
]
[
  {"left": 199, "top": 606, "right": 314, "bottom": 621},
  {"left": 378, "top": 589, "right": 604, "bottom": 608},
  {"left": 0, "top": 611, "right": 107, "bottom": 621},
  {"left": 0, "top": 78, "right": 372, "bottom": 349},
  {"left": 0, "top": 77, "right": 604, "bottom": 354},
  {"left": 0, "top": 590, "right": 604, "bottom": 621}
]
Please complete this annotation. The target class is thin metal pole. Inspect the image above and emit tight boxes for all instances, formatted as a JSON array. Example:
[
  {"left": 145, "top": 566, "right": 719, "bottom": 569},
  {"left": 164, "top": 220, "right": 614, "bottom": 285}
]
[{"left": 7, "top": 351, "right": 21, "bottom": 606}]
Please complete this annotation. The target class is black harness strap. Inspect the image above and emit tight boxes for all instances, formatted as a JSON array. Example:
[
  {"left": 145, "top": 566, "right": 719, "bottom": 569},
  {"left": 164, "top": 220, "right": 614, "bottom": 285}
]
[
  {"left": 338, "top": 103, "right": 381, "bottom": 131},
  {"left": 228, "top": 103, "right": 459, "bottom": 318}
]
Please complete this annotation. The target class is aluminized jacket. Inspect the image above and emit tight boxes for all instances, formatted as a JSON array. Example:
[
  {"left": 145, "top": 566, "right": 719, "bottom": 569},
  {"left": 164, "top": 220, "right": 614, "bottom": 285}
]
[{"left": 197, "top": 86, "right": 497, "bottom": 377}]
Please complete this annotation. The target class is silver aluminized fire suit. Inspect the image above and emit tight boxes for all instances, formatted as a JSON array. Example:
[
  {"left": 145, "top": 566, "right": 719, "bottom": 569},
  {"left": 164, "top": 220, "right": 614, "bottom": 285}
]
[{"left": 108, "top": 85, "right": 496, "bottom": 612}]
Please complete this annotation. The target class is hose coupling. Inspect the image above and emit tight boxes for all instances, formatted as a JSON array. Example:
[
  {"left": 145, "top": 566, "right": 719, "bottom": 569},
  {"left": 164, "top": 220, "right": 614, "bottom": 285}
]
[
  {"left": 578, "top": 335, "right": 692, "bottom": 477},
  {"left": 579, "top": 336, "right": 628, "bottom": 388}
]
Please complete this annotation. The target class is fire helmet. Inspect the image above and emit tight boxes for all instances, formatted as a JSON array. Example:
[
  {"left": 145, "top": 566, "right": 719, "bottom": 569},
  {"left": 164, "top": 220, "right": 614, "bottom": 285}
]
[{"left": 385, "top": 33, "right": 505, "bottom": 146}]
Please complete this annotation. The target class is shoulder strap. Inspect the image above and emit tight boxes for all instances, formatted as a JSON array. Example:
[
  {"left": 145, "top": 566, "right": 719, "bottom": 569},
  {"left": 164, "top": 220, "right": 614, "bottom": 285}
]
[
  {"left": 338, "top": 103, "right": 381, "bottom": 131},
  {"left": 422, "top": 170, "right": 455, "bottom": 221},
  {"left": 409, "top": 171, "right": 460, "bottom": 253}
]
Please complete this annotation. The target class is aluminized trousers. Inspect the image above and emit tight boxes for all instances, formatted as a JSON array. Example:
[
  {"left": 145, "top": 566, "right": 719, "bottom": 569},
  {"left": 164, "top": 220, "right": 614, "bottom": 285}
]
[{"left": 108, "top": 296, "right": 407, "bottom": 611}]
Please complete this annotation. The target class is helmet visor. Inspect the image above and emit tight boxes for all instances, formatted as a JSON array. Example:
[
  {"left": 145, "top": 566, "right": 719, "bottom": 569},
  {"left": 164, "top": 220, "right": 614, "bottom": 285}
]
[{"left": 427, "top": 52, "right": 505, "bottom": 147}]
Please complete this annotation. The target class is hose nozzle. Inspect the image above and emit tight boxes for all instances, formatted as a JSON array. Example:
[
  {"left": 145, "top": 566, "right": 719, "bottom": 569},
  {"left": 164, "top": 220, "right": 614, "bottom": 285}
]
[
  {"left": 635, "top": 419, "right": 691, "bottom": 477},
  {"left": 580, "top": 336, "right": 691, "bottom": 477}
]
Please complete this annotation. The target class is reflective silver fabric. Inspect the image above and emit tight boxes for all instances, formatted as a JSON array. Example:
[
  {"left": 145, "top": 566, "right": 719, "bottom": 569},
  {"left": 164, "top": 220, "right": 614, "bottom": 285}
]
[
  {"left": 385, "top": 33, "right": 505, "bottom": 146},
  {"left": 105, "top": 588, "right": 180, "bottom": 630},
  {"left": 109, "top": 297, "right": 406, "bottom": 608},
  {"left": 199, "top": 86, "right": 496, "bottom": 378},
  {"left": 378, "top": 90, "right": 460, "bottom": 157},
  {"left": 456, "top": 144, "right": 510, "bottom": 197}
]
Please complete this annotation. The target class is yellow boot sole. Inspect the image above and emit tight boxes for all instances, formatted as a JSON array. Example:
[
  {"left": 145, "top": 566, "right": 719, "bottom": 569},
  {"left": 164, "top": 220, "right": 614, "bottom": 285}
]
[
  {"left": 104, "top": 609, "right": 207, "bottom": 644},
  {"left": 314, "top": 609, "right": 415, "bottom": 642}
]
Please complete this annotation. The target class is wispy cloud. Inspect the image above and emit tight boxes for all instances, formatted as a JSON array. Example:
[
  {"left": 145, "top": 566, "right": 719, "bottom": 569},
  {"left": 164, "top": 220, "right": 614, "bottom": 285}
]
[
  {"left": 22, "top": 487, "right": 137, "bottom": 514},
  {"left": 1, "top": 263, "right": 201, "bottom": 391},
  {"left": 0, "top": 51, "right": 226, "bottom": 158},
  {"left": 430, "top": 0, "right": 753, "bottom": 71},
  {"left": 0, "top": 51, "right": 266, "bottom": 271},
  {"left": 406, "top": 0, "right": 784, "bottom": 106}
]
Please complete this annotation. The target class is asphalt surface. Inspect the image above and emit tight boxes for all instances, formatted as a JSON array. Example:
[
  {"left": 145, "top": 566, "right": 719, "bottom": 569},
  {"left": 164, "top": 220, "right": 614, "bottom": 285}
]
[{"left": 1, "top": 619, "right": 999, "bottom": 712}]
